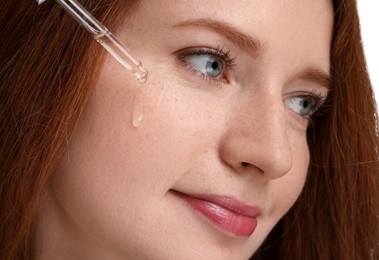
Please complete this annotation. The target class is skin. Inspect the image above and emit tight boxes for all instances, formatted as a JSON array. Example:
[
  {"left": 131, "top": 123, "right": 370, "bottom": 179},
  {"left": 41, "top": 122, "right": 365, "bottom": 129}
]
[{"left": 34, "top": 0, "right": 333, "bottom": 259}]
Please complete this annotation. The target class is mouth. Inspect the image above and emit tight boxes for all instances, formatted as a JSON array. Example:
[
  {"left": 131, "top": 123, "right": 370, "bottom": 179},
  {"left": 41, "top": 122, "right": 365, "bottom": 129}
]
[{"left": 171, "top": 190, "right": 261, "bottom": 237}]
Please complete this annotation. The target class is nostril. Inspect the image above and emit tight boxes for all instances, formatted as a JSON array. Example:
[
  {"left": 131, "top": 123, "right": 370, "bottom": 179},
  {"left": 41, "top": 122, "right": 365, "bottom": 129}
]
[{"left": 241, "top": 162, "right": 251, "bottom": 167}]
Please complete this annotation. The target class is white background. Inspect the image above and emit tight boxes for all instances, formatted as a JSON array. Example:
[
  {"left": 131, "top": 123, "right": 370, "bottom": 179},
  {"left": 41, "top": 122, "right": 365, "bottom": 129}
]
[{"left": 357, "top": 1, "right": 379, "bottom": 104}]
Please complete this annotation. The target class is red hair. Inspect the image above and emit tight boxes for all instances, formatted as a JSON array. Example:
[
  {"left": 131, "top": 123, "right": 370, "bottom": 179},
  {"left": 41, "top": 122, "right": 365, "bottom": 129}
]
[
  {"left": 0, "top": 0, "right": 139, "bottom": 258},
  {"left": 1, "top": 0, "right": 378, "bottom": 259}
]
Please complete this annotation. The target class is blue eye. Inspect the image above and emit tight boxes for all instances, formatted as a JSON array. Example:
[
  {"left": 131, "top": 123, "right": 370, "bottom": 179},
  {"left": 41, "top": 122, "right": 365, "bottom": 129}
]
[
  {"left": 285, "top": 96, "right": 317, "bottom": 117},
  {"left": 176, "top": 47, "right": 236, "bottom": 85},
  {"left": 184, "top": 54, "right": 224, "bottom": 78}
]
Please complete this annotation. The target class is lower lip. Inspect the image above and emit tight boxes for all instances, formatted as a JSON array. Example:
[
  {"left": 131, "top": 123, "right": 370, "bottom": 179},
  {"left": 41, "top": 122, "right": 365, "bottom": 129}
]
[{"left": 175, "top": 193, "right": 257, "bottom": 237}]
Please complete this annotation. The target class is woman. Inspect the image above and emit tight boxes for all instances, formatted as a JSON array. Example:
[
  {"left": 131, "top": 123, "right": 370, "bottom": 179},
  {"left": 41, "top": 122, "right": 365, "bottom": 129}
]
[{"left": 1, "top": 0, "right": 378, "bottom": 259}]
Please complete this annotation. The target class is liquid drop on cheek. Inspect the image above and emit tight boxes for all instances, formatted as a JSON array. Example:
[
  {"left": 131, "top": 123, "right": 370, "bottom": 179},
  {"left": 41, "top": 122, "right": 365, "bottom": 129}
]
[{"left": 131, "top": 95, "right": 144, "bottom": 128}]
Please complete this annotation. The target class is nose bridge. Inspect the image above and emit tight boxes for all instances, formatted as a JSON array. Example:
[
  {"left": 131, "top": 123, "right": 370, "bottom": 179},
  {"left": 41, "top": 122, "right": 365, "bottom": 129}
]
[
  {"left": 220, "top": 92, "right": 292, "bottom": 180},
  {"left": 256, "top": 98, "right": 292, "bottom": 177}
]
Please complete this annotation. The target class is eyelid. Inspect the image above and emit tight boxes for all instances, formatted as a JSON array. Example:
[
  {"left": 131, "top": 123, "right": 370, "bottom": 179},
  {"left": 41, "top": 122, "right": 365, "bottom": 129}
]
[
  {"left": 174, "top": 46, "right": 236, "bottom": 85},
  {"left": 284, "top": 91, "right": 328, "bottom": 120},
  {"left": 176, "top": 46, "right": 237, "bottom": 69}
]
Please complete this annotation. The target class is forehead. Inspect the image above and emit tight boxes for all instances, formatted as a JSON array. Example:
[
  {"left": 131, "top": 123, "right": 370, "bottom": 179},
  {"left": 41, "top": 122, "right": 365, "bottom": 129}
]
[
  {"left": 136, "top": 0, "right": 334, "bottom": 38},
  {"left": 131, "top": 0, "right": 334, "bottom": 76}
]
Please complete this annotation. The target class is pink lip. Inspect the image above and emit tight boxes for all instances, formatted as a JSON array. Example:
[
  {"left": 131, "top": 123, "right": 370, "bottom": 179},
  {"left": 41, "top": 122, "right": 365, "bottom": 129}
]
[{"left": 172, "top": 190, "right": 261, "bottom": 237}]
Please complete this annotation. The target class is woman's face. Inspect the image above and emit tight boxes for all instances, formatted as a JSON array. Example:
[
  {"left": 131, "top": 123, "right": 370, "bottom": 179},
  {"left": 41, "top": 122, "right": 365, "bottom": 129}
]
[{"left": 39, "top": 0, "right": 333, "bottom": 259}]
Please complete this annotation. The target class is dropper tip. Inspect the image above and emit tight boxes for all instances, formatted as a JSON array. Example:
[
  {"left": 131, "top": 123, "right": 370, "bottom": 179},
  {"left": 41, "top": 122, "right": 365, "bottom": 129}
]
[
  {"left": 135, "top": 65, "right": 148, "bottom": 84},
  {"left": 137, "top": 74, "right": 148, "bottom": 84}
]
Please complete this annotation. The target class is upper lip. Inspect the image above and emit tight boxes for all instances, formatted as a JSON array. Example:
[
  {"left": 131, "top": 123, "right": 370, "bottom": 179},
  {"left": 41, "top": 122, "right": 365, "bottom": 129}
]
[{"left": 172, "top": 190, "right": 261, "bottom": 218}]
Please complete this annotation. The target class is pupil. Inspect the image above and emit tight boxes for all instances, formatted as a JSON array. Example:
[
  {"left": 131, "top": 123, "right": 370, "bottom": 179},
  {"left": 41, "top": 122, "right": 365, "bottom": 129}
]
[
  {"left": 212, "top": 61, "right": 218, "bottom": 70},
  {"left": 206, "top": 58, "right": 222, "bottom": 77},
  {"left": 302, "top": 100, "right": 309, "bottom": 108}
]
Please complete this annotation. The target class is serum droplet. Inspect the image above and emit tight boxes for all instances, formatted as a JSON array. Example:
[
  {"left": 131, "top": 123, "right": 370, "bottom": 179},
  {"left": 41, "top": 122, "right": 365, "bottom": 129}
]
[
  {"left": 132, "top": 96, "right": 144, "bottom": 128},
  {"left": 132, "top": 113, "right": 143, "bottom": 127}
]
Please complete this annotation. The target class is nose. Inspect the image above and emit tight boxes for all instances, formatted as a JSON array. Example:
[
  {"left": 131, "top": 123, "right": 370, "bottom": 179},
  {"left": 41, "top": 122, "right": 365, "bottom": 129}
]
[{"left": 219, "top": 94, "right": 292, "bottom": 180}]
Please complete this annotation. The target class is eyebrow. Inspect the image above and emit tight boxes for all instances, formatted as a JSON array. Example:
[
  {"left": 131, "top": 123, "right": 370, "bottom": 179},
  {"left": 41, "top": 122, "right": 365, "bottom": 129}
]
[
  {"left": 174, "top": 18, "right": 330, "bottom": 89},
  {"left": 296, "top": 68, "right": 331, "bottom": 90},
  {"left": 173, "top": 18, "right": 267, "bottom": 58}
]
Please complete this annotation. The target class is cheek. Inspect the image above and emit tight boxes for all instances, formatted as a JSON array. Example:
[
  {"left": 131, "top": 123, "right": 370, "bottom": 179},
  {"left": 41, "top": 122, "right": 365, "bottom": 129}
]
[
  {"left": 47, "top": 64, "right": 236, "bottom": 258},
  {"left": 49, "top": 68, "right": 215, "bottom": 230}
]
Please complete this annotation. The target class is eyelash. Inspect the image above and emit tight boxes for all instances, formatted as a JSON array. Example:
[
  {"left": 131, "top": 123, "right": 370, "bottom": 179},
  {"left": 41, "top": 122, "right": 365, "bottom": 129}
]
[
  {"left": 176, "top": 46, "right": 236, "bottom": 85},
  {"left": 306, "top": 92, "right": 330, "bottom": 123},
  {"left": 176, "top": 46, "right": 328, "bottom": 121},
  {"left": 290, "top": 91, "right": 328, "bottom": 120}
]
